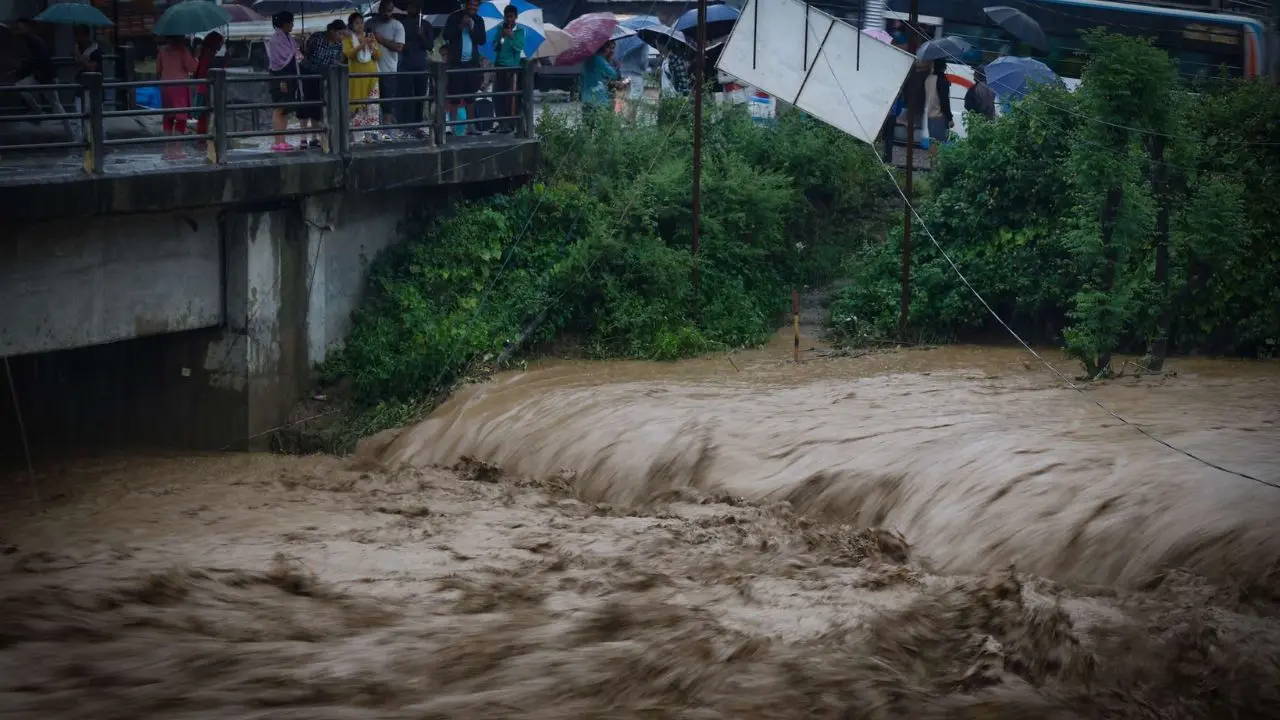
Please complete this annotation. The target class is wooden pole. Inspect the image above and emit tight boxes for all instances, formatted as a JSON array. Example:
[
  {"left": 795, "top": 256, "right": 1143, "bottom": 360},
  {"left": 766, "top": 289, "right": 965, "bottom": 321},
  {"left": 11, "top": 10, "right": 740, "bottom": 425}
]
[
  {"left": 691, "top": 0, "right": 707, "bottom": 320},
  {"left": 792, "top": 289, "right": 801, "bottom": 363},
  {"left": 900, "top": 0, "right": 920, "bottom": 340}
]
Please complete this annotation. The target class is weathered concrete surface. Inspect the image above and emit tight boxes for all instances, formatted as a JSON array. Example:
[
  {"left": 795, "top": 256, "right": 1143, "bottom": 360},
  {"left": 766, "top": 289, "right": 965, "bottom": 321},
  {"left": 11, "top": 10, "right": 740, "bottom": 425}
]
[
  {"left": 0, "top": 212, "right": 223, "bottom": 356},
  {"left": 0, "top": 137, "right": 539, "bottom": 222}
]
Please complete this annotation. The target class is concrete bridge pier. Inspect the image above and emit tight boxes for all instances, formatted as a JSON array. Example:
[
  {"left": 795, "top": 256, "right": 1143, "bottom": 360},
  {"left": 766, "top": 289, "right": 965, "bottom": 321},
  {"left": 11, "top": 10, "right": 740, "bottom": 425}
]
[{"left": 0, "top": 140, "right": 538, "bottom": 458}]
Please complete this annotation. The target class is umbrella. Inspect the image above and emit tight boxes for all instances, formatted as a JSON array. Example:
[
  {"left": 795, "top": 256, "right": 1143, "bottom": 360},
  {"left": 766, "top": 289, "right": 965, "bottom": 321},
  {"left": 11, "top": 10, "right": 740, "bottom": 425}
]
[
  {"left": 674, "top": 4, "right": 740, "bottom": 42},
  {"left": 985, "top": 55, "right": 1060, "bottom": 100},
  {"left": 610, "top": 25, "right": 637, "bottom": 42},
  {"left": 477, "top": 0, "right": 545, "bottom": 61},
  {"left": 155, "top": 1, "right": 232, "bottom": 36},
  {"left": 224, "top": 5, "right": 266, "bottom": 23},
  {"left": 615, "top": 15, "right": 660, "bottom": 74},
  {"left": 638, "top": 23, "right": 693, "bottom": 56},
  {"left": 983, "top": 6, "right": 1048, "bottom": 52},
  {"left": 861, "top": 28, "right": 892, "bottom": 44},
  {"left": 532, "top": 22, "right": 574, "bottom": 59},
  {"left": 252, "top": 0, "right": 361, "bottom": 15},
  {"left": 917, "top": 36, "right": 971, "bottom": 62},
  {"left": 34, "top": 3, "right": 114, "bottom": 27},
  {"left": 553, "top": 12, "right": 618, "bottom": 66}
]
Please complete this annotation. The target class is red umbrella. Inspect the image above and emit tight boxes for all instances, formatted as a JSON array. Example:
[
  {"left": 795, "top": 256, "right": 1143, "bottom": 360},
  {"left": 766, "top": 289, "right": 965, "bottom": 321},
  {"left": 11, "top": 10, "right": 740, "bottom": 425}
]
[
  {"left": 554, "top": 12, "right": 618, "bottom": 66},
  {"left": 225, "top": 5, "right": 267, "bottom": 23}
]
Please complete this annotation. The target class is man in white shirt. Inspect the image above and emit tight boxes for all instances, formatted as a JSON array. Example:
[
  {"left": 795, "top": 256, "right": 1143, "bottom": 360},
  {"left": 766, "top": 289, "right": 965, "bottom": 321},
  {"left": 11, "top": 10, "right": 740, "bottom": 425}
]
[{"left": 367, "top": 0, "right": 406, "bottom": 134}]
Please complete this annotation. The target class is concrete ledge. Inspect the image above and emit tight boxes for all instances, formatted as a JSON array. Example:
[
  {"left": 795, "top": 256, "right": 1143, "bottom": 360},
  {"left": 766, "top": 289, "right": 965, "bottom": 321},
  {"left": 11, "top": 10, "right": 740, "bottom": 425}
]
[{"left": 0, "top": 138, "right": 539, "bottom": 222}]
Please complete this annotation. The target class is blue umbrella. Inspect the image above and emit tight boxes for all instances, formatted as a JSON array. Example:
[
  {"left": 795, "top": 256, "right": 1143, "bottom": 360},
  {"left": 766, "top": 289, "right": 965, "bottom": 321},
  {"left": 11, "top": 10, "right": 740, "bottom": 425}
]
[
  {"left": 985, "top": 56, "right": 1061, "bottom": 100},
  {"left": 34, "top": 3, "right": 114, "bottom": 27},
  {"left": 477, "top": 0, "right": 545, "bottom": 61},
  {"left": 615, "top": 15, "right": 660, "bottom": 75},
  {"left": 154, "top": 1, "right": 232, "bottom": 36},
  {"left": 674, "top": 4, "right": 740, "bottom": 41}
]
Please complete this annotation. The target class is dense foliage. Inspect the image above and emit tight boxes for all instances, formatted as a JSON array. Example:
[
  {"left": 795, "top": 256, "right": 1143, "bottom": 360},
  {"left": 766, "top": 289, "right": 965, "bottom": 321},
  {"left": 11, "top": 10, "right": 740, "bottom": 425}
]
[
  {"left": 831, "top": 32, "right": 1280, "bottom": 372},
  {"left": 324, "top": 101, "right": 895, "bottom": 405}
]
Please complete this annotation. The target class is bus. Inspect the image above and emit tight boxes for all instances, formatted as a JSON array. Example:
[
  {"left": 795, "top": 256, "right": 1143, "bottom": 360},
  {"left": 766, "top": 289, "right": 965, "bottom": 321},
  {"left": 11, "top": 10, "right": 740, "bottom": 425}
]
[{"left": 883, "top": 0, "right": 1270, "bottom": 81}]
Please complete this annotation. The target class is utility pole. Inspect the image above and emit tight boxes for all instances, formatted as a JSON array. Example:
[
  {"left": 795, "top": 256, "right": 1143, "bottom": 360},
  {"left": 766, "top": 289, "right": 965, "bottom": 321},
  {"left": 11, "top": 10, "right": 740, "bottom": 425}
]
[
  {"left": 691, "top": 0, "right": 707, "bottom": 320},
  {"left": 899, "top": 0, "right": 920, "bottom": 340}
]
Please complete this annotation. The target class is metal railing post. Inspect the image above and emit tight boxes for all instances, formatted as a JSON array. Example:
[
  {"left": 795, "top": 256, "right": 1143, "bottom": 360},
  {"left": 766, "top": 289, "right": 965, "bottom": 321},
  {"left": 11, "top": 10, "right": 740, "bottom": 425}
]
[
  {"left": 326, "top": 63, "right": 350, "bottom": 155},
  {"left": 83, "top": 73, "right": 105, "bottom": 174},
  {"left": 210, "top": 69, "right": 228, "bottom": 163},
  {"left": 520, "top": 60, "right": 536, "bottom": 138},
  {"left": 433, "top": 61, "right": 448, "bottom": 145},
  {"left": 120, "top": 44, "right": 136, "bottom": 109}
]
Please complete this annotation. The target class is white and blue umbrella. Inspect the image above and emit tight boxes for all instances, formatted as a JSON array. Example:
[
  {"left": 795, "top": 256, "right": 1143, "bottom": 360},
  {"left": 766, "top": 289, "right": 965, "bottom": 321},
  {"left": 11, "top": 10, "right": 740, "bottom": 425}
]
[{"left": 477, "top": 0, "right": 545, "bottom": 61}]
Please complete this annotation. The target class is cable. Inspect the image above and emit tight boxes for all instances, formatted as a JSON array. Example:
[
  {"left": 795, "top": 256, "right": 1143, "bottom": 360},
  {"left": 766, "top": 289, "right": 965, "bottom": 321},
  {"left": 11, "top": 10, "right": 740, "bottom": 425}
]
[
  {"left": 4, "top": 356, "right": 40, "bottom": 511},
  {"left": 812, "top": 18, "right": 1280, "bottom": 490}
]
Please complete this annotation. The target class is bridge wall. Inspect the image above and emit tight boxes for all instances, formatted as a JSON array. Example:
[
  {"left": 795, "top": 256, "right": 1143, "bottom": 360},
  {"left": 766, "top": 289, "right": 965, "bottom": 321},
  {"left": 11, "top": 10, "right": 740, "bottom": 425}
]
[{"left": 0, "top": 141, "right": 536, "bottom": 455}]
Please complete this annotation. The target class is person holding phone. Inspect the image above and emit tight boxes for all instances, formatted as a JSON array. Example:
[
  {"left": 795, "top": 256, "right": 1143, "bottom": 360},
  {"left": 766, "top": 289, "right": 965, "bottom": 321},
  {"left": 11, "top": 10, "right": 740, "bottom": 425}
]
[
  {"left": 343, "top": 12, "right": 382, "bottom": 143},
  {"left": 491, "top": 4, "right": 525, "bottom": 133}
]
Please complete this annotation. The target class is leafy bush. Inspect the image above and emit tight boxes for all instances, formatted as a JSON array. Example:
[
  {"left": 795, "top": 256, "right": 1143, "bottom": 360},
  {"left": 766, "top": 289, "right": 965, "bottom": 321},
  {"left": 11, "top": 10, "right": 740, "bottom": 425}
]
[
  {"left": 325, "top": 101, "right": 896, "bottom": 406},
  {"left": 831, "top": 33, "right": 1280, "bottom": 369}
]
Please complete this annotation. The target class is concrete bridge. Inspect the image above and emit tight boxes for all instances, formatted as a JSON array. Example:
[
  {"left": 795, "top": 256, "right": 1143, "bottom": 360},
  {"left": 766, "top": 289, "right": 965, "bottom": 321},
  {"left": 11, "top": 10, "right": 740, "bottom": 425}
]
[{"left": 0, "top": 64, "right": 539, "bottom": 455}]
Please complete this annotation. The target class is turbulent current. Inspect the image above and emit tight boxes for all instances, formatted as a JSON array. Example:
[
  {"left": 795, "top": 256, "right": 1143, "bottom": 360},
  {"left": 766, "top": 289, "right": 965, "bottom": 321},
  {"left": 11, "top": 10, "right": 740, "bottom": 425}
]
[
  {"left": 381, "top": 343, "right": 1280, "bottom": 588},
  {"left": 3, "top": 339, "right": 1279, "bottom": 719}
]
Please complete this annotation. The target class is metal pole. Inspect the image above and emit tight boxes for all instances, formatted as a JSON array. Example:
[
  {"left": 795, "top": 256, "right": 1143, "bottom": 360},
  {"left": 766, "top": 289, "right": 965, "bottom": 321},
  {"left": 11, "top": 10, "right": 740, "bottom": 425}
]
[
  {"left": 691, "top": 0, "right": 707, "bottom": 320},
  {"left": 210, "top": 68, "right": 228, "bottom": 163},
  {"left": 900, "top": 0, "right": 920, "bottom": 340},
  {"left": 84, "top": 72, "right": 105, "bottom": 174},
  {"left": 520, "top": 59, "right": 536, "bottom": 138},
  {"left": 792, "top": 289, "right": 801, "bottom": 363},
  {"left": 434, "top": 60, "right": 449, "bottom": 145}
]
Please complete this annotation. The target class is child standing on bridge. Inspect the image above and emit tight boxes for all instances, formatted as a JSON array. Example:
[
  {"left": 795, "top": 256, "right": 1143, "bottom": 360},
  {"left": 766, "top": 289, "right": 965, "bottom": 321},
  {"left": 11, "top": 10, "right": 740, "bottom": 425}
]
[{"left": 156, "top": 36, "right": 198, "bottom": 160}]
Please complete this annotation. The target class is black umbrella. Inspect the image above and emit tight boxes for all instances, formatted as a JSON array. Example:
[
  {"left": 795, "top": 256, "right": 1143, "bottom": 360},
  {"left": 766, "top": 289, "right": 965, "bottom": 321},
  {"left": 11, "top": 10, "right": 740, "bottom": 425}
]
[
  {"left": 917, "top": 36, "right": 971, "bottom": 62},
  {"left": 983, "top": 6, "right": 1048, "bottom": 52}
]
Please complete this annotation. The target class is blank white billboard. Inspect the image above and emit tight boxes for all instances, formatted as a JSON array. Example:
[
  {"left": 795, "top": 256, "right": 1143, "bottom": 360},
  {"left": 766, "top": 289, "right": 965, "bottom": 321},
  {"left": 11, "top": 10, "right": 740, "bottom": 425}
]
[{"left": 717, "top": 0, "right": 915, "bottom": 145}]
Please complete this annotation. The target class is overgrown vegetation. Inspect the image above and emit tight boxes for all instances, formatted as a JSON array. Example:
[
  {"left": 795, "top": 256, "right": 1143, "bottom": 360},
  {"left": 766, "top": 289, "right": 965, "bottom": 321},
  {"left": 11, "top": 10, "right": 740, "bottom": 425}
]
[
  {"left": 831, "top": 31, "right": 1280, "bottom": 374},
  {"left": 318, "top": 100, "right": 894, "bottom": 436}
]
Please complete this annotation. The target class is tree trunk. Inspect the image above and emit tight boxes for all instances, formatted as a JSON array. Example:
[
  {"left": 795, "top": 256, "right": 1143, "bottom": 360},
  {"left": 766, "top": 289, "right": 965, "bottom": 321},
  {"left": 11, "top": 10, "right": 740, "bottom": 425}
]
[
  {"left": 1096, "top": 185, "right": 1123, "bottom": 376},
  {"left": 1143, "top": 135, "right": 1171, "bottom": 372}
]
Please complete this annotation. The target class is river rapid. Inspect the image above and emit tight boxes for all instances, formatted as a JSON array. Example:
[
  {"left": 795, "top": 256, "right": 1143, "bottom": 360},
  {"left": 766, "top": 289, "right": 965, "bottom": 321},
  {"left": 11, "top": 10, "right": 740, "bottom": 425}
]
[
  {"left": 2, "top": 338, "right": 1278, "bottom": 719},
  {"left": 382, "top": 340, "right": 1280, "bottom": 590}
]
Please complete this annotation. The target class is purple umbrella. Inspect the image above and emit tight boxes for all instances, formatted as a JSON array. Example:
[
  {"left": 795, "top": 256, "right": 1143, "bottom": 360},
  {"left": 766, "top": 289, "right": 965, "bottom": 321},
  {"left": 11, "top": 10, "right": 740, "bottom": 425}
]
[
  {"left": 554, "top": 12, "right": 618, "bottom": 67},
  {"left": 224, "top": 4, "right": 266, "bottom": 23}
]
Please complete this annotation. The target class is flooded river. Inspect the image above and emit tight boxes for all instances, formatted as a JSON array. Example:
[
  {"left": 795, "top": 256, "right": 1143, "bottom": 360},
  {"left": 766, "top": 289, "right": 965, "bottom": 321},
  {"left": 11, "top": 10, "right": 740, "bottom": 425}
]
[
  {"left": 384, "top": 340, "right": 1280, "bottom": 589},
  {"left": 2, "top": 339, "right": 1279, "bottom": 718}
]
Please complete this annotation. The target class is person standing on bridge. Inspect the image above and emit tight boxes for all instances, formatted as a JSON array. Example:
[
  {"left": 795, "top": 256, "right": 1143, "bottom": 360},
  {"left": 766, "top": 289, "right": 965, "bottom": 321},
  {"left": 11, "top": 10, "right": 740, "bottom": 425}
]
[
  {"left": 399, "top": 0, "right": 435, "bottom": 141},
  {"left": 267, "top": 12, "right": 304, "bottom": 152},
  {"left": 444, "top": 0, "right": 487, "bottom": 136},
  {"left": 367, "top": 0, "right": 406, "bottom": 141},
  {"left": 299, "top": 21, "right": 346, "bottom": 149},
  {"left": 156, "top": 35, "right": 198, "bottom": 160},
  {"left": 491, "top": 3, "right": 525, "bottom": 134},
  {"left": 12, "top": 19, "right": 72, "bottom": 139},
  {"left": 192, "top": 31, "right": 225, "bottom": 147},
  {"left": 344, "top": 13, "right": 382, "bottom": 144}
]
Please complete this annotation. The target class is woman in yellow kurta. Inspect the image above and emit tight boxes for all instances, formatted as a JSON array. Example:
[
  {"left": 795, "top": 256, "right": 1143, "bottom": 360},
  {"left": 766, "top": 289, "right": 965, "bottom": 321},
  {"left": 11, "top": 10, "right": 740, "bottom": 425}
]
[{"left": 343, "top": 13, "right": 382, "bottom": 143}]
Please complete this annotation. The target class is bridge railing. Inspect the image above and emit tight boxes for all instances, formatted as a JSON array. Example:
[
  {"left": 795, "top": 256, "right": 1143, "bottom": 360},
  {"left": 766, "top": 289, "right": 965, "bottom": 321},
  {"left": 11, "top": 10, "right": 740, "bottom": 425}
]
[{"left": 0, "top": 59, "right": 536, "bottom": 173}]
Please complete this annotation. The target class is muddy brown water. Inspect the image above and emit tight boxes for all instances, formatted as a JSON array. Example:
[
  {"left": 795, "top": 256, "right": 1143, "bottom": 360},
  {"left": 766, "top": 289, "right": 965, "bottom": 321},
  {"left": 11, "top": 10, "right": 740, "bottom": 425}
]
[
  {"left": 2, "top": 336, "right": 1279, "bottom": 718},
  {"left": 383, "top": 338, "right": 1280, "bottom": 589}
]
